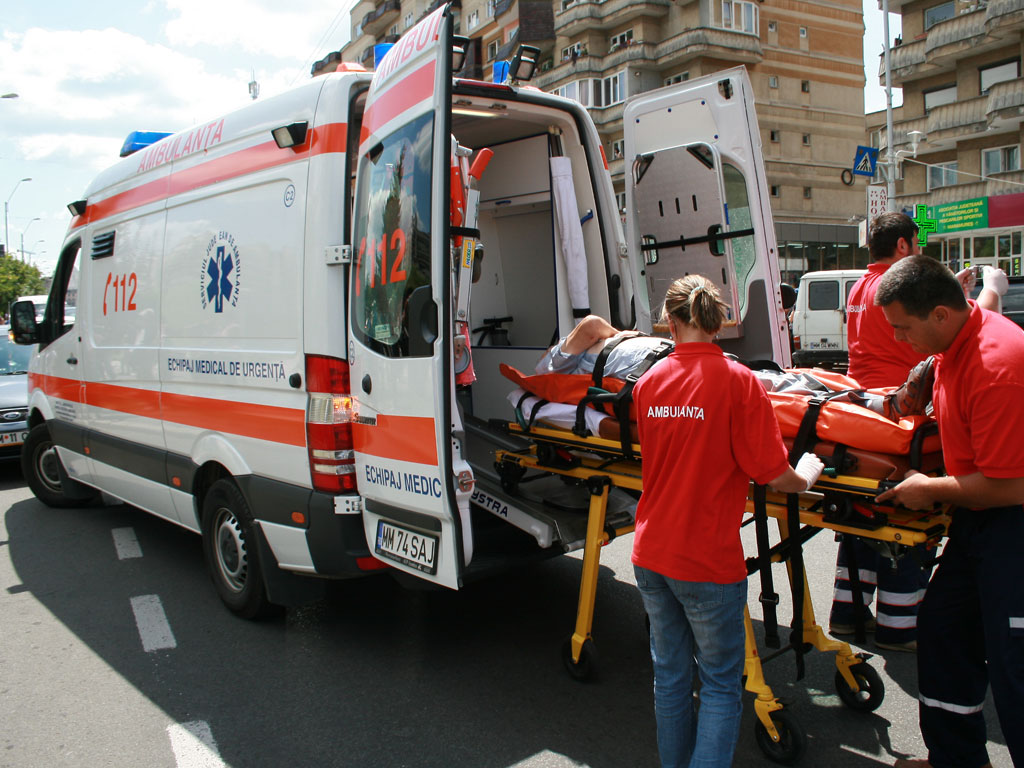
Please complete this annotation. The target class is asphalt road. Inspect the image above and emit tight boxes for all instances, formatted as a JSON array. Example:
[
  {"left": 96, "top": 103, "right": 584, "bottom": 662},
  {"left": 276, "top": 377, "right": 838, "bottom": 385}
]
[{"left": 0, "top": 461, "right": 1012, "bottom": 767}]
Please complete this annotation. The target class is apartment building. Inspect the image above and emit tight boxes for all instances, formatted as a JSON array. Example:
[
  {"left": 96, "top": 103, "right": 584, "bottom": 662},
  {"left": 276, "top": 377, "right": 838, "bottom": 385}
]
[
  {"left": 874, "top": 0, "right": 1023, "bottom": 274},
  {"left": 330, "top": 0, "right": 871, "bottom": 284}
]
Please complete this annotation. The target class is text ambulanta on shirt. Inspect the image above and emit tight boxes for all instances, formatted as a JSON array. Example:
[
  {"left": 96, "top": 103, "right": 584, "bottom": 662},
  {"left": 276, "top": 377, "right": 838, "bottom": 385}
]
[
  {"left": 932, "top": 302, "right": 1024, "bottom": 480},
  {"left": 630, "top": 343, "right": 792, "bottom": 584},
  {"left": 847, "top": 263, "right": 928, "bottom": 388}
]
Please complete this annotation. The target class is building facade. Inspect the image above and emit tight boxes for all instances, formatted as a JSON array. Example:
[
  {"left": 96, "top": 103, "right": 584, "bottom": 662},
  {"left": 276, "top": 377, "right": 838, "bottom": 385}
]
[
  {"left": 331, "top": 0, "right": 873, "bottom": 284},
  {"left": 877, "top": 0, "right": 1024, "bottom": 273}
]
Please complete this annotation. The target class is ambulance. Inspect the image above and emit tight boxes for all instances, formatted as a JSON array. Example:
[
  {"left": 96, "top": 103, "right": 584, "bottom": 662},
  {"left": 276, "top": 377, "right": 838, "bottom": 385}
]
[{"left": 10, "top": 4, "right": 791, "bottom": 618}]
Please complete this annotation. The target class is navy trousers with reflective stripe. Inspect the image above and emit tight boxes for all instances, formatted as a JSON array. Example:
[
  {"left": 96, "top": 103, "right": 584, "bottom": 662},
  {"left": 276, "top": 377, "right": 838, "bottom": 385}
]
[{"left": 917, "top": 506, "right": 1024, "bottom": 768}]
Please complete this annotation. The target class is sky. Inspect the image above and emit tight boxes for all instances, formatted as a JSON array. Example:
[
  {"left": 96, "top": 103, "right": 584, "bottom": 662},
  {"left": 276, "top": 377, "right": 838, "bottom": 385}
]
[{"left": 2, "top": 0, "right": 900, "bottom": 278}]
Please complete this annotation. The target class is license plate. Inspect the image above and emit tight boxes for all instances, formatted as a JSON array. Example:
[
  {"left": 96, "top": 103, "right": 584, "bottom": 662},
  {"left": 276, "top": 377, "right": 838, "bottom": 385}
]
[
  {"left": 0, "top": 431, "right": 27, "bottom": 446},
  {"left": 375, "top": 520, "right": 438, "bottom": 575}
]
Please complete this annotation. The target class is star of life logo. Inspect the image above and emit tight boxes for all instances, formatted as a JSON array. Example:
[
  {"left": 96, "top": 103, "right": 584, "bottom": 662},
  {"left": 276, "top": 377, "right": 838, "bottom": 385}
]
[{"left": 201, "top": 231, "right": 241, "bottom": 312}]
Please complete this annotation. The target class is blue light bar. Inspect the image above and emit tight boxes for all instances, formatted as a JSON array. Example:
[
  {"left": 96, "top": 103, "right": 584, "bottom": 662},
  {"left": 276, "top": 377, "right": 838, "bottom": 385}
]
[{"left": 119, "top": 130, "right": 173, "bottom": 158}]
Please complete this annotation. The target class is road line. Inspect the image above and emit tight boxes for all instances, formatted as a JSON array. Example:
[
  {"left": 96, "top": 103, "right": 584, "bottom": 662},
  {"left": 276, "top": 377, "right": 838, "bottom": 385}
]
[
  {"left": 167, "top": 721, "right": 226, "bottom": 768},
  {"left": 112, "top": 527, "right": 143, "bottom": 559},
  {"left": 130, "top": 594, "right": 177, "bottom": 652}
]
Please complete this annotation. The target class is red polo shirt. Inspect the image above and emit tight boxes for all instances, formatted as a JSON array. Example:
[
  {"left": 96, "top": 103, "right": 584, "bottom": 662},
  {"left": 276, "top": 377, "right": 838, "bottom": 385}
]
[
  {"left": 933, "top": 302, "right": 1024, "bottom": 478},
  {"left": 630, "top": 343, "right": 790, "bottom": 583},
  {"left": 847, "top": 262, "right": 928, "bottom": 388}
]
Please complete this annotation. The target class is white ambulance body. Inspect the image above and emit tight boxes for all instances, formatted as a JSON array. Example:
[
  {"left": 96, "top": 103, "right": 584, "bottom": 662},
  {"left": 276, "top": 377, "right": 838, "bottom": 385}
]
[{"left": 12, "top": 4, "right": 791, "bottom": 616}]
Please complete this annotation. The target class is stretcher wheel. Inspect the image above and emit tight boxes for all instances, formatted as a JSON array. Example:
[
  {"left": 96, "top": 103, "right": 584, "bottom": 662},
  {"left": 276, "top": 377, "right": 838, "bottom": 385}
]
[
  {"left": 835, "top": 661, "right": 885, "bottom": 712},
  {"left": 754, "top": 708, "right": 806, "bottom": 765},
  {"left": 561, "top": 637, "right": 597, "bottom": 682}
]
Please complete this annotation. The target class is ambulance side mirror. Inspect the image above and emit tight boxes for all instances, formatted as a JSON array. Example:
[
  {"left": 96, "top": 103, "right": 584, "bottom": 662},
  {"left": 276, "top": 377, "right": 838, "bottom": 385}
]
[{"left": 10, "top": 300, "right": 39, "bottom": 345}]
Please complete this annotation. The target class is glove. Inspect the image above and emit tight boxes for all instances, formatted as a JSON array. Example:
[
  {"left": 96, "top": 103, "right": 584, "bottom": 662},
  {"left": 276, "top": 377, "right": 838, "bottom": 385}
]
[
  {"left": 794, "top": 452, "right": 824, "bottom": 491},
  {"left": 983, "top": 266, "right": 1008, "bottom": 297}
]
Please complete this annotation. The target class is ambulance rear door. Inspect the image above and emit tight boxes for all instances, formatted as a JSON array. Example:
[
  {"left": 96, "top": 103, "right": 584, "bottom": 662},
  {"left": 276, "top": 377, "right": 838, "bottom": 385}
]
[
  {"left": 348, "top": 5, "right": 467, "bottom": 588},
  {"left": 623, "top": 67, "right": 791, "bottom": 366}
]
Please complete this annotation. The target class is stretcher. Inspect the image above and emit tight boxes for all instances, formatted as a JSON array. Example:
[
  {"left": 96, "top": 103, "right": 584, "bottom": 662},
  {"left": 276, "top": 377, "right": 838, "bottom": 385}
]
[{"left": 493, "top": 419, "right": 950, "bottom": 765}]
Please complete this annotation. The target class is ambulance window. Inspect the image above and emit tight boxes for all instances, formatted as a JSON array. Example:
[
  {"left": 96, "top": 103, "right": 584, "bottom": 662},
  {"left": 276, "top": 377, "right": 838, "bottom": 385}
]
[
  {"left": 723, "top": 162, "right": 756, "bottom": 316},
  {"left": 350, "top": 112, "right": 433, "bottom": 357},
  {"left": 51, "top": 240, "right": 81, "bottom": 337}
]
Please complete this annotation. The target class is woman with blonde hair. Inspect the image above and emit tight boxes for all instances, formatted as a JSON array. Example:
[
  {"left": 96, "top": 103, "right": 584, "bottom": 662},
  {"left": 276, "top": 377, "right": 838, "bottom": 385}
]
[{"left": 631, "top": 274, "right": 822, "bottom": 768}]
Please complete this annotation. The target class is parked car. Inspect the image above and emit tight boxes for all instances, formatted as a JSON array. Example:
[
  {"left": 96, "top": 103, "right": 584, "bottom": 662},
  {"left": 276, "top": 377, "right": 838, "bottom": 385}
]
[
  {"left": 789, "top": 269, "right": 866, "bottom": 368},
  {"left": 0, "top": 326, "right": 30, "bottom": 459},
  {"left": 971, "top": 274, "right": 1024, "bottom": 331}
]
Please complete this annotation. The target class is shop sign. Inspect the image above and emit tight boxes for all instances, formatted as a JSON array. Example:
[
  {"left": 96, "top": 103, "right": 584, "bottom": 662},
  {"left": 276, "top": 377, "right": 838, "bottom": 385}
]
[{"left": 930, "top": 197, "right": 989, "bottom": 234}]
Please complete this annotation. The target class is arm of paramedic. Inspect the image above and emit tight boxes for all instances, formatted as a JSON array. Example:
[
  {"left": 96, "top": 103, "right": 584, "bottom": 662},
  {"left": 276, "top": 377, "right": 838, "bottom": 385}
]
[
  {"left": 956, "top": 266, "right": 1006, "bottom": 311},
  {"left": 769, "top": 453, "right": 825, "bottom": 494},
  {"left": 876, "top": 470, "right": 1024, "bottom": 510}
]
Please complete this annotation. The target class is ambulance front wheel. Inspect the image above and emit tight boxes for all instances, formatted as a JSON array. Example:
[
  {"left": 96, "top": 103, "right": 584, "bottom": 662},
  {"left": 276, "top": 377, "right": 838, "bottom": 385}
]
[
  {"left": 21, "top": 423, "right": 99, "bottom": 508},
  {"left": 562, "top": 637, "right": 598, "bottom": 682},
  {"left": 202, "top": 479, "right": 275, "bottom": 620},
  {"left": 754, "top": 708, "right": 807, "bottom": 765},
  {"left": 835, "top": 660, "right": 885, "bottom": 712}
]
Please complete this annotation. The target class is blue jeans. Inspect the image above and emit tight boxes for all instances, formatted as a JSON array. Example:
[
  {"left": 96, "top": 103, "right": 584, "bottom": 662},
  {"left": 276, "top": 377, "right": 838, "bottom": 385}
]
[{"left": 635, "top": 566, "right": 746, "bottom": 768}]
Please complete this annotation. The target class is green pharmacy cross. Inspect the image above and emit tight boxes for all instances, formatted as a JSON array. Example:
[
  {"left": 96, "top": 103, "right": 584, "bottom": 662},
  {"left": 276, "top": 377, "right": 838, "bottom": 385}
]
[{"left": 913, "top": 204, "right": 937, "bottom": 247}]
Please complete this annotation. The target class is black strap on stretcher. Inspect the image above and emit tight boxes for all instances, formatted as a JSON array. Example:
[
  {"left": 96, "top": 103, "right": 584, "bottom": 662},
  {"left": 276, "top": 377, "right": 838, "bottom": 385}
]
[{"left": 572, "top": 335, "right": 673, "bottom": 459}]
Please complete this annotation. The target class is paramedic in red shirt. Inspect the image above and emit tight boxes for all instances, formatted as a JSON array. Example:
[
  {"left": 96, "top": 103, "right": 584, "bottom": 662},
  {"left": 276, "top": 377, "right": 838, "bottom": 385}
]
[
  {"left": 829, "top": 212, "right": 1007, "bottom": 651},
  {"left": 630, "top": 274, "right": 823, "bottom": 768},
  {"left": 874, "top": 256, "right": 1024, "bottom": 768}
]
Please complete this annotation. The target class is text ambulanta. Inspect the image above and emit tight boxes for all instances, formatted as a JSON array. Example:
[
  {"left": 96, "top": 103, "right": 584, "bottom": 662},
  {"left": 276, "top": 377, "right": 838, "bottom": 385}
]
[{"left": 647, "top": 405, "right": 705, "bottom": 420}]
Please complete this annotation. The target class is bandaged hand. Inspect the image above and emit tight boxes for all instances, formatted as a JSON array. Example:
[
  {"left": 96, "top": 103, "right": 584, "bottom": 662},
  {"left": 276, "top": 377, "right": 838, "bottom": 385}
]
[
  {"left": 983, "top": 266, "right": 1008, "bottom": 297},
  {"left": 955, "top": 267, "right": 977, "bottom": 295},
  {"left": 794, "top": 452, "right": 825, "bottom": 491}
]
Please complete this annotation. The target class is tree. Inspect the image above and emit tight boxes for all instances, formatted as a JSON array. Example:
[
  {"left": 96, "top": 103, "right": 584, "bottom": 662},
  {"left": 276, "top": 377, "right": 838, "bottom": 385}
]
[{"left": 0, "top": 256, "right": 45, "bottom": 320}]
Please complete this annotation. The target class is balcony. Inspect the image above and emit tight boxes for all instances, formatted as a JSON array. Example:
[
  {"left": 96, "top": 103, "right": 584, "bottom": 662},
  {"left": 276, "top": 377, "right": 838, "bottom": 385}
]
[
  {"left": 925, "top": 9, "right": 987, "bottom": 65},
  {"left": 589, "top": 101, "right": 626, "bottom": 130},
  {"left": 987, "top": 77, "right": 1024, "bottom": 123},
  {"left": 881, "top": 116, "right": 929, "bottom": 155},
  {"left": 654, "top": 27, "right": 763, "bottom": 68},
  {"left": 362, "top": 0, "right": 401, "bottom": 37},
  {"left": 927, "top": 96, "right": 988, "bottom": 141},
  {"left": 987, "top": 169, "right": 1024, "bottom": 196},
  {"left": 883, "top": 38, "right": 928, "bottom": 83},
  {"left": 536, "top": 53, "right": 605, "bottom": 88},
  {"left": 555, "top": 0, "right": 671, "bottom": 37},
  {"left": 986, "top": 0, "right": 1024, "bottom": 34}
]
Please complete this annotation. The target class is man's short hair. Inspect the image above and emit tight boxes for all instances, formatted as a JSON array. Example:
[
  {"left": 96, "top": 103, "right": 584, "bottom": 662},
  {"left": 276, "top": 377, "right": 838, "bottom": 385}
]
[
  {"left": 869, "top": 212, "right": 918, "bottom": 262},
  {"left": 876, "top": 255, "right": 968, "bottom": 318}
]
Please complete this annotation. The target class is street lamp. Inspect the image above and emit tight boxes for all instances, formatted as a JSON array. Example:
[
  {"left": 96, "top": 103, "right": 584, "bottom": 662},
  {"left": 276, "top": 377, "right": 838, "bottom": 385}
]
[
  {"left": 20, "top": 217, "right": 40, "bottom": 262},
  {"left": 4, "top": 177, "right": 32, "bottom": 256}
]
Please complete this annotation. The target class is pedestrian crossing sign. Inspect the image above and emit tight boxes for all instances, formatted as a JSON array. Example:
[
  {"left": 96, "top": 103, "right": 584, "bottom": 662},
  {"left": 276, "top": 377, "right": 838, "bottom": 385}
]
[{"left": 853, "top": 146, "right": 879, "bottom": 177}]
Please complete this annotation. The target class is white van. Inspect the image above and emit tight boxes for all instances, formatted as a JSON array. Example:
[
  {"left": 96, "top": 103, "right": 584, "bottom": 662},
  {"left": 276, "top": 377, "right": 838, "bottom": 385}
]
[
  {"left": 10, "top": 6, "right": 790, "bottom": 617},
  {"left": 790, "top": 269, "right": 865, "bottom": 368}
]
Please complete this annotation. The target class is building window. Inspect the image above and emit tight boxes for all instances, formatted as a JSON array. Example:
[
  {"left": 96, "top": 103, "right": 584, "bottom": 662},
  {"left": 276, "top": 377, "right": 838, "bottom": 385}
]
[
  {"left": 467, "top": 10, "right": 479, "bottom": 29},
  {"left": 770, "top": 130, "right": 780, "bottom": 142},
  {"left": 595, "top": 71, "right": 626, "bottom": 107},
  {"left": 664, "top": 72, "right": 689, "bottom": 85},
  {"left": 982, "top": 145, "right": 1021, "bottom": 177},
  {"left": 721, "top": 0, "right": 759, "bottom": 34},
  {"left": 768, "top": 20, "right": 777, "bottom": 31},
  {"left": 803, "top": 186, "right": 812, "bottom": 199},
  {"left": 768, "top": 75, "right": 778, "bottom": 88},
  {"left": 924, "top": 1, "right": 955, "bottom": 29},
  {"left": 389, "top": 24, "right": 398, "bottom": 36},
  {"left": 980, "top": 59, "right": 1021, "bottom": 95},
  {"left": 928, "top": 161, "right": 959, "bottom": 190},
  {"left": 486, "top": 0, "right": 497, "bottom": 17},
  {"left": 799, "top": 26, "right": 807, "bottom": 37},
  {"left": 771, "top": 185, "right": 781, "bottom": 197},
  {"left": 404, "top": 13, "right": 414, "bottom": 28},
  {"left": 487, "top": 39, "right": 499, "bottom": 61},
  {"left": 924, "top": 84, "right": 957, "bottom": 112},
  {"left": 802, "top": 133, "right": 811, "bottom": 145},
  {"left": 609, "top": 29, "right": 634, "bottom": 51},
  {"left": 611, "top": 139, "right": 625, "bottom": 159},
  {"left": 615, "top": 192, "right": 626, "bottom": 213},
  {"left": 561, "top": 42, "right": 586, "bottom": 60},
  {"left": 801, "top": 80, "right": 810, "bottom": 93}
]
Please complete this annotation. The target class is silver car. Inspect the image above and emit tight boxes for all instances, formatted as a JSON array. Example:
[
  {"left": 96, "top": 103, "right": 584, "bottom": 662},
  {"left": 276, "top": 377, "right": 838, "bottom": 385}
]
[{"left": 0, "top": 326, "right": 30, "bottom": 459}]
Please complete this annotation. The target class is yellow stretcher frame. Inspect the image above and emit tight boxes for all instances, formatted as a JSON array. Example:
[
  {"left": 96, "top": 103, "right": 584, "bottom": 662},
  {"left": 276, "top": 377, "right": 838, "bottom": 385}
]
[{"left": 495, "top": 422, "right": 950, "bottom": 763}]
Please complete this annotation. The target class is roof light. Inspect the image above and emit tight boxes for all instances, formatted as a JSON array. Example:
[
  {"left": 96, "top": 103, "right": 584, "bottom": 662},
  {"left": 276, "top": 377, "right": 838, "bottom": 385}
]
[
  {"left": 272, "top": 121, "right": 309, "bottom": 149},
  {"left": 119, "top": 130, "right": 173, "bottom": 158},
  {"left": 67, "top": 200, "right": 87, "bottom": 216}
]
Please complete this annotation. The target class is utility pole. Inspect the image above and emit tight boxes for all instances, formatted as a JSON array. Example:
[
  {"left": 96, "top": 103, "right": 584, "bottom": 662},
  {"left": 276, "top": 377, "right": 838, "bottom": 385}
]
[{"left": 883, "top": 0, "right": 896, "bottom": 211}]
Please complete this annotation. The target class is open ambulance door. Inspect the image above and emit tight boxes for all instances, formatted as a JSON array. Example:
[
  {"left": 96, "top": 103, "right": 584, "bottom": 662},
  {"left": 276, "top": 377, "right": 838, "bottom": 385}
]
[
  {"left": 622, "top": 66, "right": 791, "bottom": 366},
  {"left": 348, "top": 4, "right": 470, "bottom": 588}
]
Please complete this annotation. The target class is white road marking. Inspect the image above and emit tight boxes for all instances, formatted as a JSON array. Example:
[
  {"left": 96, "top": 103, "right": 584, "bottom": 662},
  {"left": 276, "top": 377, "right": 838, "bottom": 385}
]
[
  {"left": 112, "top": 527, "right": 143, "bottom": 559},
  {"left": 129, "top": 594, "right": 177, "bottom": 652},
  {"left": 167, "top": 721, "right": 226, "bottom": 768}
]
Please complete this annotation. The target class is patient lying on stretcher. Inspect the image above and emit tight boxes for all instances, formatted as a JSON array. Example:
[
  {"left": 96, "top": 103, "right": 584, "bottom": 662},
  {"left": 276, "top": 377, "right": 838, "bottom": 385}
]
[{"left": 505, "top": 314, "right": 937, "bottom": 466}]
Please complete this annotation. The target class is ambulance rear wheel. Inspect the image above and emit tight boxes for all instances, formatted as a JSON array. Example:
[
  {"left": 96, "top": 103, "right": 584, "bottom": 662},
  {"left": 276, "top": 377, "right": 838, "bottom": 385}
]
[
  {"left": 835, "top": 661, "right": 885, "bottom": 712},
  {"left": 202, "top": 479, "right": 274, "bottom": 620},
  {"left": 754, "top": 708, "right": 806, "bottom": 765},
  {"left": 21, "top": 423, "right": 99, "bottom": 508},
  {"left": 562, "top": 637, "right": 598, "bottom": 682}
]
